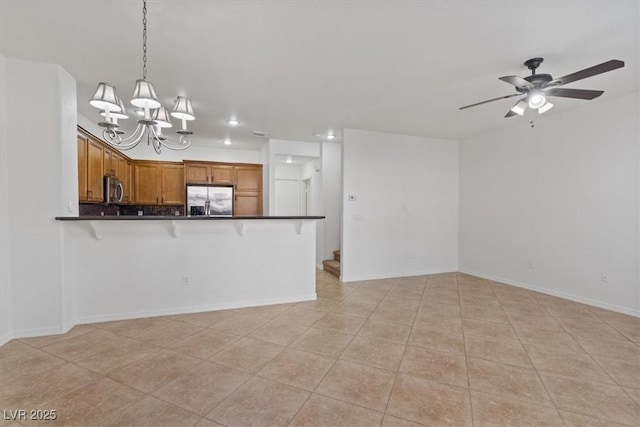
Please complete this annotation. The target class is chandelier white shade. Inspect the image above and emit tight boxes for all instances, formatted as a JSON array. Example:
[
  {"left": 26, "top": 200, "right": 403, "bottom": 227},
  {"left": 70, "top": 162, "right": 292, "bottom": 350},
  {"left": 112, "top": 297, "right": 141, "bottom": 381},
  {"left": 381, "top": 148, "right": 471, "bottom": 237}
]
[
  {"left": 88, "top": 0, "right": 195, "bottom": 154},
  {"left": 131, "top": 79, "right": 161, "bottom": 109},
  {"left": 89, "top": 83, "right": 120, "bottom": 112},
  {"left": 172, "top": 96, "right": 195, "bottom": 121}
]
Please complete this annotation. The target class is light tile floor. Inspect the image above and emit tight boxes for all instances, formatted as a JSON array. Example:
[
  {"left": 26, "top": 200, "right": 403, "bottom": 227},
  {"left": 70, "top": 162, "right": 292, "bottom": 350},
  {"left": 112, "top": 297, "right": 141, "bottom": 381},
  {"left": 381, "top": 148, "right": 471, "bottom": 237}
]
[{"left": 1, "top": 272, "right": 639, "bottom": 426}]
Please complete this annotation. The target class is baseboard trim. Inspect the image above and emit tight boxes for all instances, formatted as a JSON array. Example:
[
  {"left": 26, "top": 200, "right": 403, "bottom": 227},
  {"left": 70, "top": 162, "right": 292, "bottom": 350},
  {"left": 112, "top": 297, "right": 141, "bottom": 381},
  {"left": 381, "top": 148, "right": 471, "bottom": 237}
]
[
  {"left": 75, "top": 293, "right": 318, "bottom": 326},
  {"left": 8, "top": 325, "right": 69, "bottom": 341},
  {"left": 459, "top": 268, "right": 640, "bottom": 318},
  {"left": 0, "top": 294, "right": 318, "bottom": 346},
  {"left": 0, "top": 332, "right": 14, "bottom": 347},
  {"left": 342, "top": 267, "right": 458, "bottom": 283}
]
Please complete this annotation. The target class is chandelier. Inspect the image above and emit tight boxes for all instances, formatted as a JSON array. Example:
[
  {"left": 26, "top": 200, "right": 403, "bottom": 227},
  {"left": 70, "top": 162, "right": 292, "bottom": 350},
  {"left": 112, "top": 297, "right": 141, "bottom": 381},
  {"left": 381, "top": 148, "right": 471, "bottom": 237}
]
[{"left": 88, "top": 0, "right": 195, "bottom": 154}]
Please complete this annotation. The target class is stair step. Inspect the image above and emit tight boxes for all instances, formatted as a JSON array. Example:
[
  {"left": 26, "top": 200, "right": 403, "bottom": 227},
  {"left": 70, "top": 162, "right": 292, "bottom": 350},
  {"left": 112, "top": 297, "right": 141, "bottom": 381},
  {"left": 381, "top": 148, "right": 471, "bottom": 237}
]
[
  {"left": 333, "top": 250, "right": 341, "bottom": 262},
  {"left": 322, "top": 259, "right": 340, "bottom": 278}
]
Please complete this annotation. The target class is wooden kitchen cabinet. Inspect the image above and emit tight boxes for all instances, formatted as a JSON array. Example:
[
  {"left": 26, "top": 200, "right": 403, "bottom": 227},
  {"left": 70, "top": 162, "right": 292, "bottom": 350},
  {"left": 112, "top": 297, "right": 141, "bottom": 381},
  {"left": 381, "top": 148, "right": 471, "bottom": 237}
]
[
  {"left": 77, "top": 125, "right": 137, "bottom": 205},
  {"left": 120, "top": 159, "right": 133, "bottom": 204},
  {"left": 103, "top": 148, "right": 114, "bottom": 177},
  {"left": 134, "top": 162, "right": 160, "bottom": 204},
  {"left": 234, "top": 166, "right": 261, "bottom": 192},
  {"left": 77, "top": 134, "right": 88, "bottom": 202},
  {"left": 184, "top": 161, "right": 263, "bottom": 215},
  {"left": 184, "top": 162, "right": 210, "bottom": 184},
  {"left": 234, "top": 165, "right": 262, "bottom": 215},
  {"left": 134, "top": 162, "right": 184, "bottom": 205},
  {"left": 184, "top": 162, "right": 233, "bottom": 184},
  {"left": 212, "top": 165, "right": 233, "bottom": 184},
  {"left": 86, "top": 136, "right": 104, "bottom": 202},
  {"left": 161, "top": 164, "right": 185, "bottom": 205},
  {"left": 235, "top": 193, "right": 261, "bottom": 216}
]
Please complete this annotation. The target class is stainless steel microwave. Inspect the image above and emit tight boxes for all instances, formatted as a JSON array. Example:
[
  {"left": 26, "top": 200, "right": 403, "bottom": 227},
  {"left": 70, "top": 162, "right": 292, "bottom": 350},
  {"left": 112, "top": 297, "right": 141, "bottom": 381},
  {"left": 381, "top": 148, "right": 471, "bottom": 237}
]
[{"left": 104, "top": 176, "right": 124, "bottom": 204}]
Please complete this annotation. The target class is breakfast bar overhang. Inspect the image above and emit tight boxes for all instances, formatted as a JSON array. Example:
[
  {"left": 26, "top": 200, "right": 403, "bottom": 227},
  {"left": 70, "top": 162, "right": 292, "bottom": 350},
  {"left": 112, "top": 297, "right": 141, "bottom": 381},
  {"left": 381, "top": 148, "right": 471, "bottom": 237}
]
[{"left": 55, "top": 216, "right": 324, "bottom": 326}]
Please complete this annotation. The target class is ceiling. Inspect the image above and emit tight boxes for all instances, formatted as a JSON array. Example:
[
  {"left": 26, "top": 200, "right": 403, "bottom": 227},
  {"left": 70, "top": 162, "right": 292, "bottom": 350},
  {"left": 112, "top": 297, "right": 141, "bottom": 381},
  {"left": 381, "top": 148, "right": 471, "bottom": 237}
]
[{"left": 1, "top": 1, "right": 638, "bottom": 151}]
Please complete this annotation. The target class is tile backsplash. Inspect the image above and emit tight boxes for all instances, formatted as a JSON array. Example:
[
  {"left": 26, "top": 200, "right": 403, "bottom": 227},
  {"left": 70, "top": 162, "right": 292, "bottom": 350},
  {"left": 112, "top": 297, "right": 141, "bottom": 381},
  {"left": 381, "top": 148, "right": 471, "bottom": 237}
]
[{"left": 80, "top": 204, "right": 184, "bottom": 217}]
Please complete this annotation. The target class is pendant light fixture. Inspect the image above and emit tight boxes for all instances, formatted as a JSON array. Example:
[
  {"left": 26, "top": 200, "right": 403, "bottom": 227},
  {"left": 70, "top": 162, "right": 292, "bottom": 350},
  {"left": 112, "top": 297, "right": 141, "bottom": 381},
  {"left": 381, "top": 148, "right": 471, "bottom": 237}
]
[{"left": 88, "top": 0, "right": 195, "bottom": 154}]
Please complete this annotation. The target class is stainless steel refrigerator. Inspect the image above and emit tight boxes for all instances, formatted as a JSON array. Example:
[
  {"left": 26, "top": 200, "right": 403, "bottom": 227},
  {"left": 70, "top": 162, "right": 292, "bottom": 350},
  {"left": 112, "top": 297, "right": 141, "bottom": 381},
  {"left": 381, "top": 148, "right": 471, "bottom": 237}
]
[{"left": 186, "top": 184, "right": 234, "bottom": 216}]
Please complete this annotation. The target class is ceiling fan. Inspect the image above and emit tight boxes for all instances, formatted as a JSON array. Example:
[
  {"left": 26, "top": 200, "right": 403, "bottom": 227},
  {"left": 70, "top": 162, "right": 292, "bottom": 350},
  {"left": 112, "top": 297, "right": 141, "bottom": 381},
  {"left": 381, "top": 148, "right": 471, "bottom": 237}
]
[{"left": 459, "top": 58, "right": 625, "bottom": 118}]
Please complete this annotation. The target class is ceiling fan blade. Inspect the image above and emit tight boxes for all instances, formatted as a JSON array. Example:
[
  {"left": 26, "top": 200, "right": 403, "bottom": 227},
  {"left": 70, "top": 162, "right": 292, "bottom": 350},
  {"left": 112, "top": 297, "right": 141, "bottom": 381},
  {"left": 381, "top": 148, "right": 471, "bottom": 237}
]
[
  {"left": 499, "top": 75, "right": 534, "bottom": 89},
  {"left": 504, "top": 110, "right": 518, "bottom": 118},
  {"left": 459, "top": 93, "right": 521, "bottom": 110},
  {"left": 545, "top": 88, "right": 604, "bottom": 100},
  {"left": 548, "top": 59, "right": 624, "bottom": 86}
]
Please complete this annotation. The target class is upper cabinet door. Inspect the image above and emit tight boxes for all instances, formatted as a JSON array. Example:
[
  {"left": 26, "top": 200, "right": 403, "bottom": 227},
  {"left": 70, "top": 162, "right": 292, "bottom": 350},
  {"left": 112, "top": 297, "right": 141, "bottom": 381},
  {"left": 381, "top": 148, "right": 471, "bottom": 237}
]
[
  {"left": 77, "top": 134, "right": 88, "bottom": 202},
  {"left": 86, "top": 138, "right": 104, "bottom": 202},
  {"left": 234, "top": 166, "right": 262, "bottom": 192},
  {"left": 211, "top": 165, "right": 233, "bottom": 184},
  {"left": 161, "top": 164, "right": 185, "bottom": 205},
  {"left": 134, "top": 163, "right": 161, "bottom": 204},
  {"left": 184, "top": 163, "right": 210, "bottom": 184}
]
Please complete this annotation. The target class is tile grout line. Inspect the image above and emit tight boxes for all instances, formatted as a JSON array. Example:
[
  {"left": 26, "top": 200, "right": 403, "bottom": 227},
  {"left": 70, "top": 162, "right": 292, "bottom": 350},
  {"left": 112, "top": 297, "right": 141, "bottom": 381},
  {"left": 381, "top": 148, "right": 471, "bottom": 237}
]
[
  {"left": 458, "top": 273, "right": 477, "bottom": 427},
  {"left": 381, "top": 274, "right": 429, "bottom": 422},
  {"left": 284, "top": 276, "right": 370, "bottom": 425},
  {"left": 492, "top": 280, "right": 572, "bottom": 426}
]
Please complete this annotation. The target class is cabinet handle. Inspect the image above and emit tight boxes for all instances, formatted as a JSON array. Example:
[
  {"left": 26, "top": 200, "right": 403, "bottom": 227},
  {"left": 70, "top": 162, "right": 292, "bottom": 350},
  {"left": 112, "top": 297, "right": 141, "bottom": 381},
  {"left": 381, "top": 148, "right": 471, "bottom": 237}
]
[
  {"left": 156, "top": 197, "right": 159, "bottom": 204},
  {"left": 161, "top": 197, "right": 164, "bottom": 204}
]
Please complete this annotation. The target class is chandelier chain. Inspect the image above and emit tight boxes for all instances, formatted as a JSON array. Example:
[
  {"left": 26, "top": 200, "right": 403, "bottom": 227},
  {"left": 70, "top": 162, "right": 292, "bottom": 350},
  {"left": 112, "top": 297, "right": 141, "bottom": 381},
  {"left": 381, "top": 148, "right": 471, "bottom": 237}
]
[
  {"left": 90, "top": 0, "right": 194, "bottom": 154},
  {"left": 142, "top": 0, "right": 147, "bottom": 80}
]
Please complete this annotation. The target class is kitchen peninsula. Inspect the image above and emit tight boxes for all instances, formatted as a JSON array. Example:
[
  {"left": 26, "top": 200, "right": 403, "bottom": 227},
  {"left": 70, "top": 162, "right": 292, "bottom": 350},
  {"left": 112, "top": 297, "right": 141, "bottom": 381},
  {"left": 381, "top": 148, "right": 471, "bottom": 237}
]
[
  {"left": 68, "top": 125, "right": 325, "bottom": 327},
  {"left": 56, "top": 215, "right": 323, "bottom": 325}
]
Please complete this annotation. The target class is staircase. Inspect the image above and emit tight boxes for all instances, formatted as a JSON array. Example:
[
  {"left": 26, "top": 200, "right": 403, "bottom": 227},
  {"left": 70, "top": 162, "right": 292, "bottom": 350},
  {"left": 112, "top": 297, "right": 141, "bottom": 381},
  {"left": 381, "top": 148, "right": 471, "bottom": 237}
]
[{"left": 322, "top": 250, "right": 341, "bottom": 278}]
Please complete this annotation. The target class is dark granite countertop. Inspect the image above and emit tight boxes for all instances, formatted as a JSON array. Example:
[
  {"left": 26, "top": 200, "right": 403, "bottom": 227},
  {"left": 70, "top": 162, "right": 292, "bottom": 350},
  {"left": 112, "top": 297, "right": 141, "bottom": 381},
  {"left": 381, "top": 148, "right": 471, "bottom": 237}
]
[{"left": 56, "top": 215, "right": 325, "bottom": 221}]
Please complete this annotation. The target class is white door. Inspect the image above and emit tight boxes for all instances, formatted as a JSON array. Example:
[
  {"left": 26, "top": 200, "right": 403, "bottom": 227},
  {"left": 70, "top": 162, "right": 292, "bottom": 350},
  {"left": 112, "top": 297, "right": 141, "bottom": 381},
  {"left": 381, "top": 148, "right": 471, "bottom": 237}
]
[{"left": 274, "top": 179, "right": 299, "bottom": 216}]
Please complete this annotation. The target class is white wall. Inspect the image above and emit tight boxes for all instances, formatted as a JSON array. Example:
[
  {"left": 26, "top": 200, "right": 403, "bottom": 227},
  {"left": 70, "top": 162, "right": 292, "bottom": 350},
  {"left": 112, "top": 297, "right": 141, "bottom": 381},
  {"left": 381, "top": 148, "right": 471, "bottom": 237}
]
[
  {"left": 77, "top": 113, "right": 261, "bottom": 164},
  {"left": 321, "top": 142, "right": 342, "bottom": 263},
  {"left": 341, "top": 129, "right": 459, "bottom": 281},
  {"left": 459, "top": 93, "right": 639, "bottom": 315},
  {"left": 65, "top": 220, "right": 317, "bottom": 323},
  {"left": 1, "top": 57, "right": 78, "bottom": 343},
  {"left": 266, "top": 139, "right": 321, "bottom": 214},
  {"left": 0, "top": 55, "right": 12, "bottom": 343}
]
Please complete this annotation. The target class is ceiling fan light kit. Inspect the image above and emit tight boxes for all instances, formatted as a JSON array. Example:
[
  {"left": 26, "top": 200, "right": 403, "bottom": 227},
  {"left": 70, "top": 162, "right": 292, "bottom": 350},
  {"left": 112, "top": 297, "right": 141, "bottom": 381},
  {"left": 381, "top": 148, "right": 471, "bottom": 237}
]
[
  {"left": 538, "top": 101, "right": 554, "bottom": 114},
  {"left": 460, "top": 57, "right": 625, "bottom": 119},
  {"left": 88, "top": 0, "right": 195, "bottom": 154},
  {"left": 510, "top": 99, "right": 527, "bottom": 116}
]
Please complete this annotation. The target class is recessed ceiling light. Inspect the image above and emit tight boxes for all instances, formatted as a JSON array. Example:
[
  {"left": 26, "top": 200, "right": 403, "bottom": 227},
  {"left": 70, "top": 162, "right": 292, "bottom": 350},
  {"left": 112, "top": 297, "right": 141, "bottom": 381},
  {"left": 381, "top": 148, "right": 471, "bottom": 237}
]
[
  {"left": 286, "top": 156, "right": 293, "bottom": 164},
  {"left": 223, "top": 139, "right": 231, "bottom": 145},
  {"left": 227, "top": 118, "right": 239, "bottom": 126},
  {"left": 326, "top": 133, "right": 336, "bottom": 140}
]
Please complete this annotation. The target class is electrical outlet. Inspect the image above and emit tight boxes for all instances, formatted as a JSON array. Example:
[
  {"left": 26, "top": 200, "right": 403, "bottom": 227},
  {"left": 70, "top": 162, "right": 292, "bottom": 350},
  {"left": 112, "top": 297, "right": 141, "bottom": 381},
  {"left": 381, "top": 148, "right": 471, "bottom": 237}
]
[
  {"left": 601, "top": 273, "right": 609, "bottom": 283},
  {"left": 183, "top": 275, "right": 190, "bottom": 286}
]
